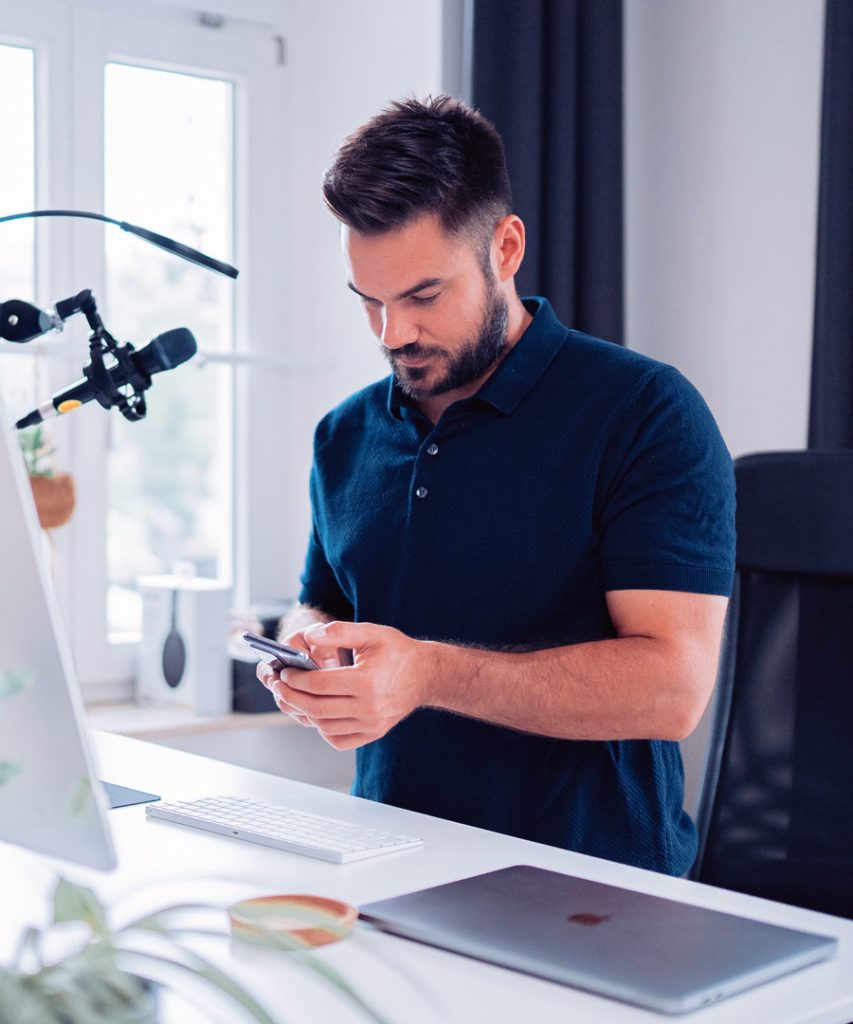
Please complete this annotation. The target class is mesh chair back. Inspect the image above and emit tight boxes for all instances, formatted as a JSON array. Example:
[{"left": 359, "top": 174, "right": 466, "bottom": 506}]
[{"left": 691, "top": 451, "right": 853, "bottom": 918}]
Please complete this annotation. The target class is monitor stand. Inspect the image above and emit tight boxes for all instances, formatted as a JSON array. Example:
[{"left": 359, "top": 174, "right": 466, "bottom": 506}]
[{"left": 102, "top": 781, "right": 160, "bottom": 809}]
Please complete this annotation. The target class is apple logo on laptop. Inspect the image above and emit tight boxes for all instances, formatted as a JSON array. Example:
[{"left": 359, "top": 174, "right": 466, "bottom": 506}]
[{"left": 567, "top": 912, "right": 611, "bottom": 926}]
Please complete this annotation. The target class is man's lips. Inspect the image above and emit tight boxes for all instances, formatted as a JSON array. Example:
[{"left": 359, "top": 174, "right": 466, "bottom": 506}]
[{"left": 394, "top": 352, "right": 434, "bottom": 368}]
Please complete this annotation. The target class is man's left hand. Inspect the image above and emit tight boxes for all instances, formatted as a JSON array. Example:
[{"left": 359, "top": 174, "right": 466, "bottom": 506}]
[{"left": 269, "top": 620, "right": 435, "bottom": 750}]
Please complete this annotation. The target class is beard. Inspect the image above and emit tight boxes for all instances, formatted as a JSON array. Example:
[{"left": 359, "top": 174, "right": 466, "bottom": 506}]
[{"left": 385, "top": 280, "right": 510, "bottom": 400}]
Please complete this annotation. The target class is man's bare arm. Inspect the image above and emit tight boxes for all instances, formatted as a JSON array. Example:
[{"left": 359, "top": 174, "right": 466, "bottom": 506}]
[
  {"left": 427, "top": 590, "right": 728, "bottom": 741},
  {"left": 271, "top": 590, "right": 728, "bottom": 749}
]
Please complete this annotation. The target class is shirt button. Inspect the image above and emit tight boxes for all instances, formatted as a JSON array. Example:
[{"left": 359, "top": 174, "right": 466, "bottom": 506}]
[
  {"left": 426, "top": 443, "right": 439, "bottom": 455},
  {"left": 416, "top": 486, "right": 428, "bottom": 499}
]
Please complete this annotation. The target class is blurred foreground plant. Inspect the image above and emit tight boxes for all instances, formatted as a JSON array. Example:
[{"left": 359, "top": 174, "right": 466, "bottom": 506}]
[{"left": 0, "top": 877, "right": 388, "bottom": 1024}]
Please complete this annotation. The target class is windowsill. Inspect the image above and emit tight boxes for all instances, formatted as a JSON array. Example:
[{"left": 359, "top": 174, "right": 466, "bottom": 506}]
[{"left": 86, "top": 700, "right": 293, "bottom": 741}]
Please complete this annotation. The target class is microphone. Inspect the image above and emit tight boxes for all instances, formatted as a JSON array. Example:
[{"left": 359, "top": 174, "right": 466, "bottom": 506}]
[
  {"left": 16, "top": 327, "right": 197, "bottom": 430},
  {"left": 1, "top": 300, "right": 56, "bottom": 343}
]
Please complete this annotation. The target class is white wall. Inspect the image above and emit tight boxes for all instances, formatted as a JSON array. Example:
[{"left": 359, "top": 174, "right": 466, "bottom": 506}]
[
  {"left": 624, "top": 0, "right": 825, "bottom": 811},
  {"left": 625, "top": 0, "right": 824, "bottom": 461},
  {"left": 248, "top": 0, "right": 443, "bottom": 604}
]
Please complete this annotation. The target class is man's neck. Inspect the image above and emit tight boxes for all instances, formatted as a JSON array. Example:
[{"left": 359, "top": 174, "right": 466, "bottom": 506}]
[{"left": 417, "top": 293, "right": 534, "bottom": 424}]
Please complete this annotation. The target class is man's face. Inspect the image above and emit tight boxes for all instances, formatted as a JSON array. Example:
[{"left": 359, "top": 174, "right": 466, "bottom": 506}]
[{"left": 343, "top": 215, "right": 508, "bottom": 401}]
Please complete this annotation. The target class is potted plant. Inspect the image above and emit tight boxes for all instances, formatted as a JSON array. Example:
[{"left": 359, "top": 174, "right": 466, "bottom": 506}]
[
  {"left": 18, "top": 424, "right": 76, "bottom": 530},
  {"left": 0, "top": 876, "right": 388, "bottom": 1024}
]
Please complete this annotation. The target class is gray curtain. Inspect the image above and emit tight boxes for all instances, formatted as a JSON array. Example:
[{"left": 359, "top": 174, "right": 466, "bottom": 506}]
[
  {"left": 809, "top": 0, "right": 853, "bottom": 448},
  {"left": 471, "top": 0, "right": 624, "bottom": 343}
]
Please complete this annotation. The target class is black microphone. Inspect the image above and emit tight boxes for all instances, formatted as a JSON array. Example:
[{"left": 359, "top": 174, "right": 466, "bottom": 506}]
[
  {"left": 16, "top": 327, "right": 197, "bottom": 430},
  {"left": 1, "top": 300, "right": 55, "bottom": 343}
]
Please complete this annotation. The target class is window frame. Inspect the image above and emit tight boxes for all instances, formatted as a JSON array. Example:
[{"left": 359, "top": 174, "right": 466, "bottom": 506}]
[{"left": 0, "top": 0, "right": 290, "bottom": 699}]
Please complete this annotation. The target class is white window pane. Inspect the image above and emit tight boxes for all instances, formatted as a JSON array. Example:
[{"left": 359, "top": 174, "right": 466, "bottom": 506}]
[
  {"left": 104, "top": 62, "right": 234, "bottom": 638},
  {"left": 0, "top": 43, "right": 39, "bottom": 421}
]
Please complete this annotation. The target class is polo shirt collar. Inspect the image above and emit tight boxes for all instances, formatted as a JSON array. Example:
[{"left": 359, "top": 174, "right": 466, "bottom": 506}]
[{"left": 386, "top": 296, "right": 566, "bottom": 420}]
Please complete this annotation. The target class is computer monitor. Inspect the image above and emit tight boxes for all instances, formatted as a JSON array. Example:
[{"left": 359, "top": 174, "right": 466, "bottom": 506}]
[{"left": 0, "top": 395, "right": 116, "bottom": 870}]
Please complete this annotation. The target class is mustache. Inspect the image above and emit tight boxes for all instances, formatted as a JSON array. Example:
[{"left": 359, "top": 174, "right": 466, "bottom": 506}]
[{"left": 387, "top": 342, "right": 445, "bottom": 361}]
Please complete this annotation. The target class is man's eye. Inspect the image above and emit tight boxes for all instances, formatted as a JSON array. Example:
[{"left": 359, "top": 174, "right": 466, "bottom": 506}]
[
  {"left": 412, "top": 294, "right": 439, "bottom": 306},
  {"left": 360, "top": 296, "right": 381, "bottom": 308}
]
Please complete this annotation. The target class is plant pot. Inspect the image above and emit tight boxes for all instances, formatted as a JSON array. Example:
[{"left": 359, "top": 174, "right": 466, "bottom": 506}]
[{"left": 29, "top": 472, "right": 76, "bottom": 529}]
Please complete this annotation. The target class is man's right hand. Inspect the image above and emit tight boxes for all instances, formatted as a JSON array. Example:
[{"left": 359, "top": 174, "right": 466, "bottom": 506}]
[{"left": 255, "top": 616, "right": 343, "bottom": 727}]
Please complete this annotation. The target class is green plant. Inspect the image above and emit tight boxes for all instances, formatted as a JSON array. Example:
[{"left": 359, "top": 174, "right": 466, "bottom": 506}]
[
  {"left": 18, "top": 425, "right": 56, "bottom": 478},
  {"left": 0, "top": 877, "right": 389, "bottom": 1024}
]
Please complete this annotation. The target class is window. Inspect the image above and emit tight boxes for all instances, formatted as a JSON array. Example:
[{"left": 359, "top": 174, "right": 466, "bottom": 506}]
[
  {"left": 0, "top": 0, "right": 287, "bottom": 694},
  {"left": 0, "top": 43, "right": 41, "bottom": 419},
  {"left": 104, "top": 63, "right": 235, "bottom": 638}
]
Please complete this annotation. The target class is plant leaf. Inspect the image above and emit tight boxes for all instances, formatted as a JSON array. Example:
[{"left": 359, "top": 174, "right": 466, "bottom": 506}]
[
  {"left": 0, "top": 968, "right": 58, "bottom": 1024},
  {"left": 117, "top": 901, "right": 229, "bottom": 933},
  {"left": 11, "top": 925, "right": 42, "bottom": 971},
  {"left": 53, "top": 878, "right": 111, "bottom": 941},
  {"left": 123, "top": 902, "right": 393, "bottom": 1023},
  {"left": 250, "top": 929, "right": 391, "bottom": 1024},
  {"left": 139, "top": 923, "right": 391, "bottom": 1024},
  {"left": 36, "top": 945, "right": 152, "bottom": 1024},
  {"left": 116, "top": 947, "right": 285, "bottom": 1024}
]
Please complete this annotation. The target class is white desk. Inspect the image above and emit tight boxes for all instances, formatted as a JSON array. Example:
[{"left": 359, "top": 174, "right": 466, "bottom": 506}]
[{"left": 2, "top": 732, "right": 852, "bottom": 1023}]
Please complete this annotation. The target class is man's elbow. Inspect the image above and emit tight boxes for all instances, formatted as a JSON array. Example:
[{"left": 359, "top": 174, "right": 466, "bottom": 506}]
[
  {"left": 658, "top": 651, "right": 719, "bottom": 742},
  {"left": 663, "top": 697, "right": 710, "bottom": 742}
]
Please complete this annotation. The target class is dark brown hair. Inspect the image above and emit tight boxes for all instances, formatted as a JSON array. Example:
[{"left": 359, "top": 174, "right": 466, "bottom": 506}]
[{"left": 322, "top": 95, "right": 512, "bottom": 250}]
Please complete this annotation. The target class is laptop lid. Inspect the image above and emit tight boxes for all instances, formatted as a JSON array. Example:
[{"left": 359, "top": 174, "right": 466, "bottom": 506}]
[{"left": 359, "top": 865, "right": 837, "bottom": 1015}]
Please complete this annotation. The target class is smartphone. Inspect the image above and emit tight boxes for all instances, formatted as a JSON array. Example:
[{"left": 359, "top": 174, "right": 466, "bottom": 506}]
[{"left": 242, "top": 631, "right": 320, "bottom": 671}]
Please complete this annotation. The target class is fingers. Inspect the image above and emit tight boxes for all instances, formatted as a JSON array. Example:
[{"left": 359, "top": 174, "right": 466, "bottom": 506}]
[
  {"left": 301, "top": 624, "right": 343, "bottom": 669},
  {"left": 272, "top": 679, "right": 353, "bottom": 720},
  {"left": 256, "top": 659, "right": 282, "bottom": 688},
  {"left": 318, "top": 730, "right": 372, "bottom": 751},
  {"left": 311, "top": 646, "right": 343, "bottom": 670},
  {"left": 283, "top": 665, "right": 355, "bottom": 697},
  {"left": 266, "top": 671, "right": 373, "bottom": 748},
  {"left": 271, "top": 686, "right": 363, "bottom": 742},
  {"left": 281, "top": 624, "right": 342, "bottom": 670},
  {"left": 302, "top": 620, "right": 385, "bottom": 660}
]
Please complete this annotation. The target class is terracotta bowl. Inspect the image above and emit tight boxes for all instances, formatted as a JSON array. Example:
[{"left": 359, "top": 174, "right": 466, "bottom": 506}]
[{"left": 228, "top": 894, "right": 358, "bottom": 949}]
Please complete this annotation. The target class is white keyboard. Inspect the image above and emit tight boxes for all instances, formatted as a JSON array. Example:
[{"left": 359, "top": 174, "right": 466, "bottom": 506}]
[{"left": 146, "top": 795, "right": 424, "bottom": 864}]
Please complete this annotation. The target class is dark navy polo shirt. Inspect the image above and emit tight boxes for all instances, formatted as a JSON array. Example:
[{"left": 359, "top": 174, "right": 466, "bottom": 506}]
[{"left": 299, "top": 297, "right": 735, "bottom": 875}]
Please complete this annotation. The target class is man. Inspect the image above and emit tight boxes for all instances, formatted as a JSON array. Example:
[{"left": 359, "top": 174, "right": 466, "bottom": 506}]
[{"left": 257, "top": 95, "right": 735, "bottom": 875}]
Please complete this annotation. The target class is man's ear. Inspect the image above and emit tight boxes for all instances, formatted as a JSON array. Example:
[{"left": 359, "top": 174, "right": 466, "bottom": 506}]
[{"left": 492, "top": 214, "right": 526, "bottom": 282}]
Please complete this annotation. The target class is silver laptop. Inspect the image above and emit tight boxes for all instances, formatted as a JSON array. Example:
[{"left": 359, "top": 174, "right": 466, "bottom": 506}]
[{"left": 359, "top": 864, "right": 837, "bottom": 1015}]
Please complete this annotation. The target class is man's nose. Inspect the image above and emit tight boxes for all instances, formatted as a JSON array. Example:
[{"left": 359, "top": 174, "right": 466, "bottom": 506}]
[{"left": 380, "top": 307, "right": 416, "bottom": 350}]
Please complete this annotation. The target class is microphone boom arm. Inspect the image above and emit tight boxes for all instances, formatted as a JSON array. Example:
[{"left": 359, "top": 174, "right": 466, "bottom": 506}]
[
  {"left": 8, "top": 288, "right": 152, "bottom": 425},
  {"left": 2, "top": 208, "right": 219, "bottom": 428}
]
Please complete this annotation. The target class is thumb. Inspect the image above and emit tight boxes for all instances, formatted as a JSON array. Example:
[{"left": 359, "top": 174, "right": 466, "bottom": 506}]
[{"left": 303, "top": 619, "right": 385, "bottom": 654}]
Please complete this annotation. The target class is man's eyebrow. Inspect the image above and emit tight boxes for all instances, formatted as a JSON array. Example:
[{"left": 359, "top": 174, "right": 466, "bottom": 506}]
[{"left": 347, "top": 277, "right": 445, "bottom": 302}]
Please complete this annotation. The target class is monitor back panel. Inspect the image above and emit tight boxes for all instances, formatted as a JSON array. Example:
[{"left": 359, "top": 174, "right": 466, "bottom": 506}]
[{"left": 0, "top": 407, "right": 115, "bottom": 870}]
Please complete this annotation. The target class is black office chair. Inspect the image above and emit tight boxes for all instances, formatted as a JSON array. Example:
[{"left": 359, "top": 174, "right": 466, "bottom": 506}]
[{"left": 691, "top": 450, "right": 853, "bottom": 919}]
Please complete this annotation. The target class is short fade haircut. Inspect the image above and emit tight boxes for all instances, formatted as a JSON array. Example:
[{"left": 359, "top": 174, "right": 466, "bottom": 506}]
[{"left": 322, "top": 95, "right": 512, "bottom": 254}]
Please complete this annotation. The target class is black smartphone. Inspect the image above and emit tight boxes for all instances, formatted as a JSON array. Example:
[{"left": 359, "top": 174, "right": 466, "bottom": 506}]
[{"left": 242, "top": 631, "right": 320, "bottom": 671}]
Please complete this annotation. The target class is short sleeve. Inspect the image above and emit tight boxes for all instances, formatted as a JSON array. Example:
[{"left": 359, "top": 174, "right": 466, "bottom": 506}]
[
  {"left": 297, "top": 464, "right": 355, "bottom": 619},
  {"left": 598, "top": 366, "right": 736, "bottom": 596}
]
